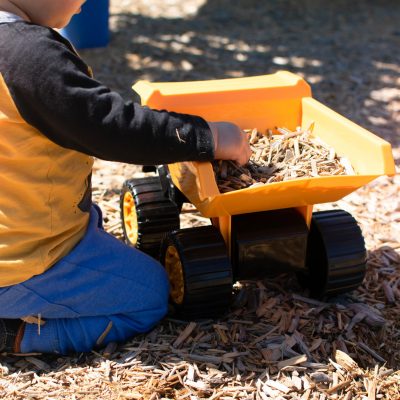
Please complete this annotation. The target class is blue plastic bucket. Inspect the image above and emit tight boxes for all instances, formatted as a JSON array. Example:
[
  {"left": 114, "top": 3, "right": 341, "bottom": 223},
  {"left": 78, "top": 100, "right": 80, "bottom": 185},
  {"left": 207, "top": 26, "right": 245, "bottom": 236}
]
[{"left": 60, "top": 0, "right": 109, "bottom": 49}]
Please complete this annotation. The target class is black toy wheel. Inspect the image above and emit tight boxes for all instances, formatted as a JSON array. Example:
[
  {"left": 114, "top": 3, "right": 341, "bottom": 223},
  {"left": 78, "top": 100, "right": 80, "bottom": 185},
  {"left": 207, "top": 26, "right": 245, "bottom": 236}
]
[
  {"left": 161, "top": 226, "right": 233, "bottom": 320},
  {"left": 300, "top": 209, "right": 367, "bottom": 298},
  {"left": 120, "top": 177, "right": 180, "bottom": 259}
]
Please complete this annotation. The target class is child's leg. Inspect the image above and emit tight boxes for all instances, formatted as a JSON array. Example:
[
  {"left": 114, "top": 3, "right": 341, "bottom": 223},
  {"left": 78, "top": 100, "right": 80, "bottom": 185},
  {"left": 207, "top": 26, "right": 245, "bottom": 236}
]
[{"left": 0, "top": 205, "right": 169, "bottom": 354}]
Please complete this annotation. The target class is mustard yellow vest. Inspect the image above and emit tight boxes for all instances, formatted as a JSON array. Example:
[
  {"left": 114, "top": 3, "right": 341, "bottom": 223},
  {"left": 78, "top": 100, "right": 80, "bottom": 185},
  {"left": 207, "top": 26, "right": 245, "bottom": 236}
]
[{"left": 0, "top": 74, "right": 93, "bottom": 286}]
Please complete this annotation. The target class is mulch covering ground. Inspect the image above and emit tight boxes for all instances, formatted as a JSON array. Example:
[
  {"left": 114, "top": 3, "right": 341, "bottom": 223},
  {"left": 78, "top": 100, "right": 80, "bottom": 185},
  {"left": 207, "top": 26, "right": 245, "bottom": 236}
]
[{"left": 1, "top": 1, "right": 399, "bottom": 398}]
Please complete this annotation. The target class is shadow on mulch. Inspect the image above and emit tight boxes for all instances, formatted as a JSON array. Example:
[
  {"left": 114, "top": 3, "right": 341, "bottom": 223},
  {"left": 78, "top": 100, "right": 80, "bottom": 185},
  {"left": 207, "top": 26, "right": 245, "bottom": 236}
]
[{"left": 82, "top": 0, "right": 400, "bottom": 147}]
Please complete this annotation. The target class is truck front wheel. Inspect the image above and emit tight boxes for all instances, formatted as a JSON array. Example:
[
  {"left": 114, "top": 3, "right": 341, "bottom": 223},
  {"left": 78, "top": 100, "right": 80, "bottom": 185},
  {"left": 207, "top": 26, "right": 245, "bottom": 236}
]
[{"left": 161, "top": 226, "right": 233, "bottom": 320}]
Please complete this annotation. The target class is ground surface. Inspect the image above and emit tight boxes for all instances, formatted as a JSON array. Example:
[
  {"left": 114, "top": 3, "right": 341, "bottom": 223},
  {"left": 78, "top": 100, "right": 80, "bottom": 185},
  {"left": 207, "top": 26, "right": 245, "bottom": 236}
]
[{"left": 1, "top": 1, "right": 399, "bottom": 399}]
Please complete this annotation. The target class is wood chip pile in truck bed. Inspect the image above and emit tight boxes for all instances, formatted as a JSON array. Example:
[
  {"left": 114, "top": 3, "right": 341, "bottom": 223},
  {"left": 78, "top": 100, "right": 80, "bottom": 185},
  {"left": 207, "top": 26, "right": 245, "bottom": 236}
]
[{"left": 213, "top": 124, "right": 355, "bottom": 193}]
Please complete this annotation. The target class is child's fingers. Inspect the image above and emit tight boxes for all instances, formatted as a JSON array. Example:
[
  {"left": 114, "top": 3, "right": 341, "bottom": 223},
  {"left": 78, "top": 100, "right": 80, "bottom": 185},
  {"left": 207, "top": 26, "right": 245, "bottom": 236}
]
[{"left": 236, "top": 141, "right": 252, "bottom": 165}]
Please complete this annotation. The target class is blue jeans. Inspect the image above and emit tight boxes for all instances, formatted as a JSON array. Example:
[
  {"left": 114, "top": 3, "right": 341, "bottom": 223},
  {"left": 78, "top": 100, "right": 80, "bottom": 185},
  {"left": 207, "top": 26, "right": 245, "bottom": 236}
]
[{"left": 0, "top": 205, "right": 169, "bottom": 354}]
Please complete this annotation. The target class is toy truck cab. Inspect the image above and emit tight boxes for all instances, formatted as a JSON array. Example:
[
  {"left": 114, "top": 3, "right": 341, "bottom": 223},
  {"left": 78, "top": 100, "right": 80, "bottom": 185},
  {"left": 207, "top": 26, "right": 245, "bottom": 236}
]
[{"left": 120, "top": 72, "right": 395, "bottom": 320}]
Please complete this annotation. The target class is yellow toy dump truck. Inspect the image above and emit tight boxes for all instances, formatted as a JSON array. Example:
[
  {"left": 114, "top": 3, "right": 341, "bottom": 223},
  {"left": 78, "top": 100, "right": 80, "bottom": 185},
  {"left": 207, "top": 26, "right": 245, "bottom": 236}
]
[{"left": 120, "top": 72, "right": 395, "bottom": 320}]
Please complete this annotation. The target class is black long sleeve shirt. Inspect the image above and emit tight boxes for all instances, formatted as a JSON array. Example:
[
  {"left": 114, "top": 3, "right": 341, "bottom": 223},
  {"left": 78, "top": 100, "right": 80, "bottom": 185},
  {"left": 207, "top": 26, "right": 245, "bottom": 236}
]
[{"left": 0, "top": 20, "right": 215, "bottom": 164}]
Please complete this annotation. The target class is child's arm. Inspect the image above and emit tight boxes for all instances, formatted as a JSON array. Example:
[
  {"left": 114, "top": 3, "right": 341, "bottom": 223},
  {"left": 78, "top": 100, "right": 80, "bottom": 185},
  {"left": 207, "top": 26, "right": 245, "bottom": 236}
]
[{"left": 1, "top": 25, "right": 249, "bottom": 165}]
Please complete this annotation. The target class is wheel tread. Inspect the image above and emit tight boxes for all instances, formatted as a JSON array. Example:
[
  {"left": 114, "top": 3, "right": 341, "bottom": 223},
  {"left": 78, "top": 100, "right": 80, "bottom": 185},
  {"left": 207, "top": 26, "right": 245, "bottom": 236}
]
[
  {"left": 303, "top": 209, "right": 367, "bottom": 297},
  {"left": 161, "top": 225, "right": 233, "bottom": 320},
  {"left": 121, "top": 177, "right": 180, "bottom": 258}
]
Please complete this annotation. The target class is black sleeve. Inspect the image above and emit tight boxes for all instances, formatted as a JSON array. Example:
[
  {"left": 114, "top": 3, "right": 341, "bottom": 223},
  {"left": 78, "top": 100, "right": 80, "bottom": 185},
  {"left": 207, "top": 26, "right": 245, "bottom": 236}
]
[{"left": 0, "top": 23, "right": 214, "bottom": 164}]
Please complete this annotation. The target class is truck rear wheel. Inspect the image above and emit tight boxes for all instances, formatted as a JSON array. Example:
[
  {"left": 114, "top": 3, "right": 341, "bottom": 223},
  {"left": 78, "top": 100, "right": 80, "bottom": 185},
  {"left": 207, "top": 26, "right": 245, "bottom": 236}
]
[
  {"left": 300, "top": 209, "right": 367, "bottom": 298},
  {"left": 161, "top": 226, "right": 233, "bottom": 320},
  {"left": 120, "top": 177, "right": 180, "bottom": 259}
]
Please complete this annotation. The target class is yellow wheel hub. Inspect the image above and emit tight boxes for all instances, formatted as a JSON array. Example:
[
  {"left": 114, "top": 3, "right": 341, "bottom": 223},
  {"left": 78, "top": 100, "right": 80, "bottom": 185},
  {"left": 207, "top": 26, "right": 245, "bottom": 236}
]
[
  {"left": 165, "top": 245, "right": 185, "bottom": 304},
  {"left": 123, "top": 191, "right": 138, "bottom": 245}
]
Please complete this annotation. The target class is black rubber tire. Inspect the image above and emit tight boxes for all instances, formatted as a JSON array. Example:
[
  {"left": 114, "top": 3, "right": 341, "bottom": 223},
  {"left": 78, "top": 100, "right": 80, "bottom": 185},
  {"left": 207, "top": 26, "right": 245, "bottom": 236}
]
[
  {"left": 161, "top": 226, "right": 233, "bottom": 320},
  {"left": 299, "top": 209, "right": 367, "bottom": 298},
  {"left": 120, "top": 177, "right": 180, "bottom": 259}
]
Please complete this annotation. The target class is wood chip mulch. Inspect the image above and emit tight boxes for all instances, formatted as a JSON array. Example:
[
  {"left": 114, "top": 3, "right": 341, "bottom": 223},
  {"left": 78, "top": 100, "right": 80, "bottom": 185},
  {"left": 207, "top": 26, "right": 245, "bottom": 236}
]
[{"left": 1, "top": 1, "right": 399, "bottom": 399}]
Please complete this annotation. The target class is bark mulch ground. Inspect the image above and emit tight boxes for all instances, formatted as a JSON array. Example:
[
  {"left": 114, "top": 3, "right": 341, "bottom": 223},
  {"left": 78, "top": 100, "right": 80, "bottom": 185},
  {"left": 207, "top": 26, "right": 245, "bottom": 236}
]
[{"left": 1, "top": 1, "right": 399, "bottom": 399}]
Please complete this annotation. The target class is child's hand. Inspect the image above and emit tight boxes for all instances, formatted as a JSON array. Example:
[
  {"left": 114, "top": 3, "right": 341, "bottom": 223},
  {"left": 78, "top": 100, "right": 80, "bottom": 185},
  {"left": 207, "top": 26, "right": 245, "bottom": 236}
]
[{"left": 208, "top": 122, "right": 251, "bottom": 165}]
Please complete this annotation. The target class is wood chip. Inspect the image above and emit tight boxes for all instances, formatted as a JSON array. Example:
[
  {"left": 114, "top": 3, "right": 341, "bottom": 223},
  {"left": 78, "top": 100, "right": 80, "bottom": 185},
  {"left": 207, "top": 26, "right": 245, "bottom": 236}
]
[
  {"left": 264, "top": 379, "right": 291, "bottom": 394},
  {"left": 334, "top": 350, "right": 359, "bottom": 372},
  {"left": 173, "top": 322, "right": 197, "bottom": 348},
  {"left": 278, "top": 354, "right": 308, "bottom": 369}
]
